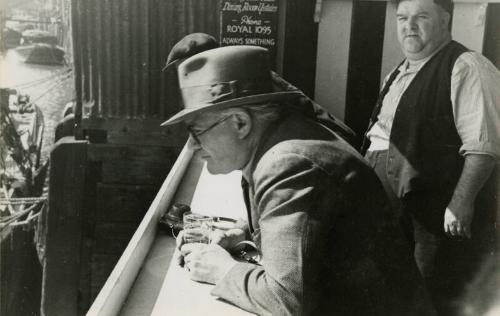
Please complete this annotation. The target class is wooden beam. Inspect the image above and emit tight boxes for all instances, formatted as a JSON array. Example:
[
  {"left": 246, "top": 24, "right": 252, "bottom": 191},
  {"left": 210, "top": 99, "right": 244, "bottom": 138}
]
[
  {"left": 82, "top": 117, "right": 188, "bottom": 147},
  {"left": 41, "top": 138, "right": 88, "bottom": 316}
]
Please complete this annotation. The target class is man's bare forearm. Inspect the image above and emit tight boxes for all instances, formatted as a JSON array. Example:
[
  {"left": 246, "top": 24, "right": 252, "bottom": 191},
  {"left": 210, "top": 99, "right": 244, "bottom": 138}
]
[{"left": 449, "top": 154, "right": 496, "bottom": 209}]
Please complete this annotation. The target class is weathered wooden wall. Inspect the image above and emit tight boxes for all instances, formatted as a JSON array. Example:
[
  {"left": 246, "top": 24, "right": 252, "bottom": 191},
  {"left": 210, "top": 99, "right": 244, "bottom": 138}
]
[
  {"left": 42, "top": 138, "right": 180, "bottom": 315},
  {"left": 84, "top": 144, "right": 180, "bottom": 304}
]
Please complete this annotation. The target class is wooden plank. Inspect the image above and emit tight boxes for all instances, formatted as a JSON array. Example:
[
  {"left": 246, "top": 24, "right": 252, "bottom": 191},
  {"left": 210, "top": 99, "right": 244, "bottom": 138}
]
[
  {"left": 314, "top": 0, "right": 354, "bottom": 121},
  {"left": 82, "top": 118, "right": 188, "bottom": 146},
  {"left": 41, "top": 138, "right": 88, "bottom": 316},
  {"left": 86, "top": 143, "right": 194, "bottom": 316},
  {"left": 95, "top": 183, "right": 156, "bottom": 222},
  {"left": 88, "top": 144, "right": 181, "bottom": 163},
  {"left": 88, "top": 144, "right": 181, "bottom": 185},
  {"left": 78, "top": 160, "right": 102, "bottom": 314},
  {"left": 93, "top": 223, "right": 140, "bottom": 254},
  {"left": 100, "top": 159, "right": 173, "bottom": 185}
]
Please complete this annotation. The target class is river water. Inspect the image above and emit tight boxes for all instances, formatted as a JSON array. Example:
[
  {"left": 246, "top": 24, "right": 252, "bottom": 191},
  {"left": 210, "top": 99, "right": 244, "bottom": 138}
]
[{"left": 0, "top": 48, "right": 74, "bottom": 163}]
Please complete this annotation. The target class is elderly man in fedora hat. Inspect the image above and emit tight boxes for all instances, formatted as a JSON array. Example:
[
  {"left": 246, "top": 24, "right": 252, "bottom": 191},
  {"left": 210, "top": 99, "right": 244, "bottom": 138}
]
[
  {"left": 163, "top": 45, "right": 435, "bottom": 315},
  {"left": 163, "top": 32, "right": 356, "bottom": 146}
]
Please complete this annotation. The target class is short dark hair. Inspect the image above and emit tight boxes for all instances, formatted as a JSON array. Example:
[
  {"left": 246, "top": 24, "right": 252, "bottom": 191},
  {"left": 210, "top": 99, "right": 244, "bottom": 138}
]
[{"left": 396, "top": 0, "right": 453, "bottom": 14}]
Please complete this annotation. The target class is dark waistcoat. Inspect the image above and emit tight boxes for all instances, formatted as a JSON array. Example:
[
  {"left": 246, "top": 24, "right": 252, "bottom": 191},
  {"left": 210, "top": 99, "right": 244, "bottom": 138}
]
[{"left": 362, "top": 41, "right": 469, "bottom": 199}]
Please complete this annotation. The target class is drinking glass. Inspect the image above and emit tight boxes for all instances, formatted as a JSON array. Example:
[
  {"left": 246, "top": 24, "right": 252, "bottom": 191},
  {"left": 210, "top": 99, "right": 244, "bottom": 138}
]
[{"left": 182, "top": 212, "right": 213, "bottom": 244}]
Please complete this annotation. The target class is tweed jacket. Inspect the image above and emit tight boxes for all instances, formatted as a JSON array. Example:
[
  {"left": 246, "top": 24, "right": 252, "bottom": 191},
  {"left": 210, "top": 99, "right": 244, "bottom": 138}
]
[{"left": 211, "top": 112, "right": 435, "bottom": 316}]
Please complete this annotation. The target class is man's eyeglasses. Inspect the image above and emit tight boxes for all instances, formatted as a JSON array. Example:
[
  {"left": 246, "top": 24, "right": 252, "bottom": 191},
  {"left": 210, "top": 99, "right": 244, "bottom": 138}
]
[{"left": 187, "top": 114, "right": 233, "bottom": 144}]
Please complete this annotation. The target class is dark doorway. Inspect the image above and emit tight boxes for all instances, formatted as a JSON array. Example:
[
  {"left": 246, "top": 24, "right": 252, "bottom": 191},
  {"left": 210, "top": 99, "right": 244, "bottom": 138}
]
[{"left": 344, "top": 1, "right": 386, "bottom": 148}]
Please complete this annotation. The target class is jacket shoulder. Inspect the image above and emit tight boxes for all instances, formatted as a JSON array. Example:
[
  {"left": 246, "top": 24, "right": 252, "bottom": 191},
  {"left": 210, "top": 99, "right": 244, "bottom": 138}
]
[{"left": 253, "top": 139, "right": 371, "bottom": 184}]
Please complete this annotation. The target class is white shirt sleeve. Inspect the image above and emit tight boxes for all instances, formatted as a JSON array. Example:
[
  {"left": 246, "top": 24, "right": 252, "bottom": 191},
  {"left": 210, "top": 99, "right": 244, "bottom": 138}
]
[{"left": 451, "top": 52, "right": 500, "bottom": 161}]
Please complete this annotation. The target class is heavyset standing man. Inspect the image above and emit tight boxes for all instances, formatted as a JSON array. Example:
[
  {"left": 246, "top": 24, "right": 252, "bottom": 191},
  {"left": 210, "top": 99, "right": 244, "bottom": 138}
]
[
  {"left": 162, "top": 45, "right": 435, "bottom": 315},
  {"left": 361, "top": 0, "right": 500, "bottom": 314}
]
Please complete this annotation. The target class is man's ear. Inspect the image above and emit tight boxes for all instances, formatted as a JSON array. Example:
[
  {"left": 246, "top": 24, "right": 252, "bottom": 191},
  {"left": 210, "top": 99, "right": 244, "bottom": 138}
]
[
  {"left": 230, "top": 110, "right": 252, "bottom": 139},
  {"left": 441, "top": 11, "right": 451, "bottom": 30}
]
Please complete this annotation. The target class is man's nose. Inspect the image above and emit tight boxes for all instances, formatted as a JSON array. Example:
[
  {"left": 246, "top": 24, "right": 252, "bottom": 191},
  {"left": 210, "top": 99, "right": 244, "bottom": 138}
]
[
  {"left": 406, "top": 17, "right": 418, "bottom": 31},
  {"left": 187, "top": 135, "right": 201, "bottom": 151}
]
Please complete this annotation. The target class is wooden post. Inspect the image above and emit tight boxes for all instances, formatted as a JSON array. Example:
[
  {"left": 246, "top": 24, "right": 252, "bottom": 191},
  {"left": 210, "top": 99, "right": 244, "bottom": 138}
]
[{"left": 41, "top": 138, "right": 88, "bottom": 316}]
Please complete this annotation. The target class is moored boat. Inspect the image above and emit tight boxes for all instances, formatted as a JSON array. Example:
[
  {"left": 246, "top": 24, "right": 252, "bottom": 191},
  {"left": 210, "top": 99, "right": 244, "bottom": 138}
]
[
  {"left": 21, "top": 29, "right": 58, "bottom": 46},
  {"left": 0, "top": 88, "right": 47, "bottom": 316},
  {"left": 15, "top": 43, "right": 65, "bottom": 65}
]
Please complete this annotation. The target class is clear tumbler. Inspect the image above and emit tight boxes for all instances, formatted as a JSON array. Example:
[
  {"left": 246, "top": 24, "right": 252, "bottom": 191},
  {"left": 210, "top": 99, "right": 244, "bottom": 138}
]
[{"left": 182, "top": 212, "right": 213, "bottom": 244}]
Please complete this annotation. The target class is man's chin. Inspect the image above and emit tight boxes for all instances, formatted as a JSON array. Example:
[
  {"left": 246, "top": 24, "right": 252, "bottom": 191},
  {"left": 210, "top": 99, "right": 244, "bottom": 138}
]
[
  {"left": 401, "top": 37, "right": 423, "bottom": 50},
  {"left": 402, "top": 46, "right": 429, "bottom": 60},
  {"left": 205, "top": 162, "right": 231, "bottom": 175},
  {"left": 403, "top": 43, "right": 423, "bottom": 54}
]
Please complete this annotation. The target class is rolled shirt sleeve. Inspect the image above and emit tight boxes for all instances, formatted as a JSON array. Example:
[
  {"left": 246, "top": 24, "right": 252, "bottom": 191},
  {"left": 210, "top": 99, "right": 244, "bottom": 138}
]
[{"left": 451, "top": 52, "right": 500, "bottom": 161}]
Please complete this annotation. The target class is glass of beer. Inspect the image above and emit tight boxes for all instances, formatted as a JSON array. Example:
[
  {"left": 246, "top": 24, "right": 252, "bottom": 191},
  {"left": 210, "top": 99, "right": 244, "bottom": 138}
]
[{"left": 182, "top": 212, "right": 213, "bottom": 244}]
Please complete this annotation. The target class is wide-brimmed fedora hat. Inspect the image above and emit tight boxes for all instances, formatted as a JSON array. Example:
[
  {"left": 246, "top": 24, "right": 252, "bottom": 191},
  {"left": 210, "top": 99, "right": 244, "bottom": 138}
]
[{"left": 161, "top": 45, "right": 302, "bottom": 126}]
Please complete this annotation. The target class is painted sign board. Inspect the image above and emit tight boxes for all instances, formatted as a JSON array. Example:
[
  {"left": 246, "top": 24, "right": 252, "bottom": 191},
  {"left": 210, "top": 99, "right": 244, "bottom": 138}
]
[{"left": 220, "top": 0, "right": 279, "bottom": 66}]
